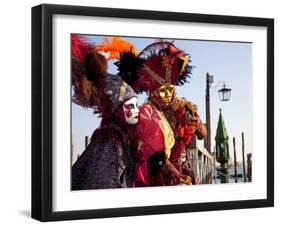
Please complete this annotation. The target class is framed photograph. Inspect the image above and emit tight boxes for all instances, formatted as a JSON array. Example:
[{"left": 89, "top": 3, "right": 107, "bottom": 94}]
[{"left": 32, "top": 4, "right": 274, "bottom": 222}]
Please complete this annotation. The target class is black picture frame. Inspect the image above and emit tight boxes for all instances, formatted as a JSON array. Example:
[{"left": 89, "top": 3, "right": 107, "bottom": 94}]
[{"left": 31, "top": 3, "right": 274, "bottom": 222}]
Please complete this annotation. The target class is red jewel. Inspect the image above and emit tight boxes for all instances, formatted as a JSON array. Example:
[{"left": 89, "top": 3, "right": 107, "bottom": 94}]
[{"left": 125, "top": 109, "right": 132, "bottom": 118}]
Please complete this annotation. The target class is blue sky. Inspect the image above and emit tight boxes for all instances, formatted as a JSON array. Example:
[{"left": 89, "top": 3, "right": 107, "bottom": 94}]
[{"left": 72, "top": 35, "right": 252, "bottom": 164}]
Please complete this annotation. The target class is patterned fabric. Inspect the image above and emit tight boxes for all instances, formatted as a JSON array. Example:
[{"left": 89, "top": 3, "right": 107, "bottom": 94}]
[
  {"left": 72, "top": 125, "right": 134, "bottom": 190},
  {"left": 104, "top": 74, "right": 137, "bottom": 114}
]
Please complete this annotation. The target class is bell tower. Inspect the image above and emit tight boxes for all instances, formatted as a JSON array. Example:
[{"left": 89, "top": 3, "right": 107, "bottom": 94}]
[{"left": 215, "top": 109, "right": 230, "bottom": 183}]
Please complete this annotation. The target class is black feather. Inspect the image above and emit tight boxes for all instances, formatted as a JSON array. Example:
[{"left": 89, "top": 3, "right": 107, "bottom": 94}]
[
  {"left": 176, "top": 64, "right": 194, "bottom": 86},
  {"left": 115, "top": 52, "right": 144, "bottom": 86}
]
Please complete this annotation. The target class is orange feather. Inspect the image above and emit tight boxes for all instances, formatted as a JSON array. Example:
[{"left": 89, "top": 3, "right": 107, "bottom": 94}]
[{"left": 96, "top": 37, "right": 138, "bottom": 60}]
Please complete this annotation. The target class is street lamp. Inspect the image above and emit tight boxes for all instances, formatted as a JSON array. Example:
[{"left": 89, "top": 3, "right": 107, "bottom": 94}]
[
  {"left": 218, "top": 83, "right": 231, "bottom": 102},
  {"left": 205, "top": 73, "right": 231, "bottom": 152}
]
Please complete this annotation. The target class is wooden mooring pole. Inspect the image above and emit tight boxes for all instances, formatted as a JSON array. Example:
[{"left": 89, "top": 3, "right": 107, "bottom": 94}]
[
  {"left": 85, "top": 136, "right": 89, "bottom": 149},
  {"left": 241, "top": 132, "right": 247, "bottom": 182},
  {"left": 233, "top": 137, "right": 238, "bottom": 183}
]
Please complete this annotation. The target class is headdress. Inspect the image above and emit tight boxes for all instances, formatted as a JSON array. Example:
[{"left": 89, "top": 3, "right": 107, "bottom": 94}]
[
  {"left": 103, "top": 74, "right": 137, "bottom": 114},
  {"left": 71, "top": 35, "right": 136, "bottom": 119},
  {"left": 116, "top": 41, "right": 193, "bottom": 93}
]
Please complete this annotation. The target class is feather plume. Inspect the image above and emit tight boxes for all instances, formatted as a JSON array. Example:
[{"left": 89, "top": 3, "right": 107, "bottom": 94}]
[
  {"left": 71, "top": 36, "right": 109, "bottom": 116},
  {"left": 115, "top": 52, "right": 144, "bottom": 92},
  {"left": 71, "top": 34, "right": 94, "bottom": 62},
  {"left": 72, "top": 56, "right": 98, "bottom": 109},
  {"left": 96, "top": 37, "right": 138, "bottom": 60}
]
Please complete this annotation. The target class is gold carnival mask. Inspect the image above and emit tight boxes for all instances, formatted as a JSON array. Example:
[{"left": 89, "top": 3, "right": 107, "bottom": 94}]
[{"left": 158, "top": 84, "right": 175, "bottom": 105}]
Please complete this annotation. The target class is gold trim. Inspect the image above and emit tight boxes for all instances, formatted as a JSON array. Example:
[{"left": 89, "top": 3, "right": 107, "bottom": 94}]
[
  {"left": 179, "top": 56, "right": 188, "bottom": 75},
  {"left": 118, "top": 81, "right": 127, "bottom": 101},
  {"left": 156, "top": 108, "right": 175, "bottom": 159},
  {"left": 143, "top": 64, "right": 166, "bottom": 85},
  {"left": 165, "top": 66, "right": 172, "bottom": 83}
]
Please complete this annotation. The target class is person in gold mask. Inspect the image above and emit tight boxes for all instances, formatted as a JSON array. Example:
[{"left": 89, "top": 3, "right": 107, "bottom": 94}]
[{"left": 116, "top": 41, "right": 206, "bottom": 186}]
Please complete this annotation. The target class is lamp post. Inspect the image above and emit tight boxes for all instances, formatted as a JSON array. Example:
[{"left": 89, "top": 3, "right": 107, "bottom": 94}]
[
  {"left": 205, "top": 73, "right": 214, "bottom": 153},
  {"left": 205, "top": 74, "right": 232, "bottom": 153}
]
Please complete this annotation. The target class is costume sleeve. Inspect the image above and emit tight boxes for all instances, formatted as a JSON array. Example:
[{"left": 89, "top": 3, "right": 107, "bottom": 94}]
[
  {"left": 72, "top": 129, "right": 127, "bottom": 190},
  {"left": 173, "top": 97, "right": 207, "bottom": 140}
]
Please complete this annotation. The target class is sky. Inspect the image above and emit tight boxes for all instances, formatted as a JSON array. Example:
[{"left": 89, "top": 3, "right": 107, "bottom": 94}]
[{"left": 72, "top": 35, "right": 252, "bottom": 165}]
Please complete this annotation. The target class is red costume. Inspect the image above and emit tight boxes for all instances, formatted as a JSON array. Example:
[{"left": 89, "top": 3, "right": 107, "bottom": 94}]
[
  {"left": 133, "top": 104, "right": 165, "bottom": 186},
  {"left": 95, "top": 37, "right": 207, "bottom": 186},
  {"left": 116, "top": 40, "right": 207, "bottom": 186}
]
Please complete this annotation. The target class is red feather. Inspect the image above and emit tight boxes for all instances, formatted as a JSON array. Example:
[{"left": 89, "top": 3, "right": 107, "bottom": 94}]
[{"left": 71, "top": 34, "right": 94, "bottom": 62}]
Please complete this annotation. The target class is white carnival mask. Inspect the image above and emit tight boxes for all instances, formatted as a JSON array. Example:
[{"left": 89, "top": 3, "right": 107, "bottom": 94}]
[{"left": 123, "top": 97, "right": 139, "bottom": 125}]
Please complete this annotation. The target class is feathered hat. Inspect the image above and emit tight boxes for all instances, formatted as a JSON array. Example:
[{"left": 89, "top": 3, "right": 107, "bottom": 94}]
[
  {"left": 116, "top": 41, "right": 193, "bottom": 93},
  {"left": 71, "top": 35, "right": 136, "bottom": 119}
]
